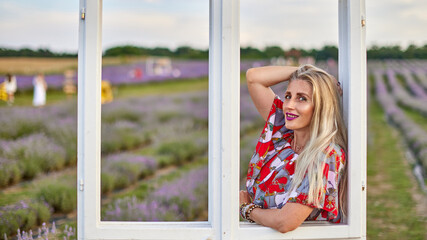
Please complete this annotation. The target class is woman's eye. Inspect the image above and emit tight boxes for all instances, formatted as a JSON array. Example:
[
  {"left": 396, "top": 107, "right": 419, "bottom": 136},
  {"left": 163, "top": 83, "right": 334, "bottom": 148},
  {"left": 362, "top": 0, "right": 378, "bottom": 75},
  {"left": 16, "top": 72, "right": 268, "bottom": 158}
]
[
  {"left": 298, "top": 96, "right": 307, "bottom": 101},
  {"left": 284, "top": 95, "right": 291, "bottom": 100}
]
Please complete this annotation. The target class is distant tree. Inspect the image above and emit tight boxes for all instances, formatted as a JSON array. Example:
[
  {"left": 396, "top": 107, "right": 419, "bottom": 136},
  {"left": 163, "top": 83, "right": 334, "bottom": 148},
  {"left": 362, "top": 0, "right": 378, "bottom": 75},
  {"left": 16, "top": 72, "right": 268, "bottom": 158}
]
[
  {"left": 1, "top": 43, "right": 427, "bottom": 59},
  {"left": 151, "top": 47, "right": 173, "bottom": 56},
  {"left": 264, "top": 46, "right": 285, "bottom": 58},
  {"left": 285, "top": 48, "right": 302, "bottom": 61},
  {"left": 315, "top": 45, "right": 338, "bottom": 61},
  {"left": 241, "top": 46, "right": 266, "bottom": 59},
  {"left": 174, "top": 46, "right": 207, "bottom": 59},
  {"left": 104, "top": 45, "right": 148, "bottom": 56}
]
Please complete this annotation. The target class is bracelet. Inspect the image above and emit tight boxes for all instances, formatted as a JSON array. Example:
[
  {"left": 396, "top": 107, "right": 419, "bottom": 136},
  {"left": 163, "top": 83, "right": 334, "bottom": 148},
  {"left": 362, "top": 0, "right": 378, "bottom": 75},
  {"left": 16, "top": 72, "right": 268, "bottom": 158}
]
[
  {"left": 244, "top": 203, "right": 262, "bottom": 223},
  {"left": 239, "top": 202, "right": 249, "bottom": 219}
]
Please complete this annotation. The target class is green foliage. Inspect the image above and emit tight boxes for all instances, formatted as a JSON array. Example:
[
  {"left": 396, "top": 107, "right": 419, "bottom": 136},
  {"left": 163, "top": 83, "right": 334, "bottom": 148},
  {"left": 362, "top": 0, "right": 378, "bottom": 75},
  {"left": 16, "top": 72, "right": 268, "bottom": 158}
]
[
  {"left": 0, "top": 201, "right": 52, "bottom": 237},
  {"left": 264, "top": 46, "right": 285, "bottom": 58},
  {"left": 44, "top": 122, "right": 78, "bottom": 166},
  {"left": 37, "top": 183, "right": 77, "bottom": 213},
  {"left": 101, "top": 173, "right": 115, "bottom": 194},
  {"left": 0, "top": 117, "right": 45, "bottom": 140},
  {"left": 367, "top": 86, "right": 427, "bottom": 239},
  {"left": 0, "top": 47, "right": 76, "bottom": 57},
  {"left": 103, "top": 45, "right": 208, "bottom": 59},
  {"left": 156, "top": 111, "right": 185, "bottom": 123},
  {"left": 2, "top": 44, "right": 427, "bottom": 59},
  {"left": 101, "top": 107, "right": 142, "bottom": 124},
  {"left": 2, "top": 134, "right": 67, "bottom": 179},
  {"left": 368, "top": 44, "right": 427, "bottom": 59},
  {"left": 0, "top": 158, "right": 21, "bottom": 188},
  {"left": 241, "top": 46, "right": 267, "bottom": 59},
  {"left": 101, "top": 122, "right": 151, "bottom": 154},
  {"left": 156, "top": 140, "right": 205, "bottom": 166}
]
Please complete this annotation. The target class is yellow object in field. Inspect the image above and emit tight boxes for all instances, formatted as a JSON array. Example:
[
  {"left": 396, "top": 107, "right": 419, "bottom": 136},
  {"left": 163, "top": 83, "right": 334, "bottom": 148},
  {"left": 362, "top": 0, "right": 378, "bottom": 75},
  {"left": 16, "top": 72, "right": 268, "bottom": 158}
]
[
  {"left": 101, "top": 80, "right": 113, "bottom": 104},
  {"left": 0, "top": 82, "right": 7, "bottom": 101}
]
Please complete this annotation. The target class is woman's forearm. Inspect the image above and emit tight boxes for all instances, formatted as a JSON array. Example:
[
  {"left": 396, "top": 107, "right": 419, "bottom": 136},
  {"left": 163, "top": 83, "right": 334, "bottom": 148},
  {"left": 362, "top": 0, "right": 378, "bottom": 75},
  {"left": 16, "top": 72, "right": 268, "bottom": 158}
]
[
  {"left": 246, "top": 66, "right": 298, "bottom": 87},
  {"left": 248, "top": 203, "right": 313, "bottom": 234}
]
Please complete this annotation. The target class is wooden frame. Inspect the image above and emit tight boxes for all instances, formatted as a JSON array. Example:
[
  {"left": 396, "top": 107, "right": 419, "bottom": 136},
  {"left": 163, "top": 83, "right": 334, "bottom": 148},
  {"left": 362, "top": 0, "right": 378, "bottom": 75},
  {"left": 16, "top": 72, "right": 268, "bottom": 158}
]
[{"left": 77, "top": 0, "right": 366, "bottom": 239}]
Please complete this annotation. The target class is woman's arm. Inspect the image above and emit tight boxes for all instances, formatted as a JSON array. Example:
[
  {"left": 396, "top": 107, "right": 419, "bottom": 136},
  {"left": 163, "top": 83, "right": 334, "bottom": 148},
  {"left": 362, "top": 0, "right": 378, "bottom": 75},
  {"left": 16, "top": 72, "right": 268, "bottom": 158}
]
[
  {"left": 239, "top": 190, "right": 313, "bottom": 233},
  {"left": 246, "top": 66, "right": 298, "bottom": 121},
  {"left": 248, "top": 203, "right": 313, "bottom": 234}
]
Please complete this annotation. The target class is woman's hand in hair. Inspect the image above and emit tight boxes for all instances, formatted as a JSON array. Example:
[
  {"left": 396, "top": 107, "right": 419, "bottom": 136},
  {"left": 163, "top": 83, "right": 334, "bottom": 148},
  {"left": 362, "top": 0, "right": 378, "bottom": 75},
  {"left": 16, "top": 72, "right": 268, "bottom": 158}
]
[{"left": 246, "top": 66, "right": 298, "bottom": 121}]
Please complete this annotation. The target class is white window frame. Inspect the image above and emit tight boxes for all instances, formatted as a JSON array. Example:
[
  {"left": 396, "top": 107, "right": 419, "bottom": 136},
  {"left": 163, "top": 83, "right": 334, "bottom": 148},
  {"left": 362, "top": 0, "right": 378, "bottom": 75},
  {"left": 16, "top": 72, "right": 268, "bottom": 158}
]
[{"left": 77, "top": 0, "right": 366, "bottom": 239}]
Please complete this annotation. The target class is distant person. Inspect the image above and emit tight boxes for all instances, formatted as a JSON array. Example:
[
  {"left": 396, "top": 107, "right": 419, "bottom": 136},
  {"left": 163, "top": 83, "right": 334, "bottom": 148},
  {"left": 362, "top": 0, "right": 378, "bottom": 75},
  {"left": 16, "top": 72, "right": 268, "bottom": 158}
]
[
  {"left": 63, "top": 70, "right": 76, "bottom": 98},
  {"left": 5, "top": 73, "right": 17, "bottom": 106},
  {"left": 33, "top": 73, "right": 47, "bottom": 107}
]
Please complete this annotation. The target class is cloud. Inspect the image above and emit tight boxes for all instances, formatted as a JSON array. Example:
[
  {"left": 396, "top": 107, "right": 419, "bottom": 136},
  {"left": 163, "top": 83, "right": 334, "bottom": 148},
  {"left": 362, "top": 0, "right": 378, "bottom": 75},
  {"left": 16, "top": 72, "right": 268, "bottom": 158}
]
[
  {"left": 0, "top": 1, "right": 79, "bottom": 51},
  {"left": 102, "top": 10, "right": 209, "bottom": 50},
  {"left": 0, "top": 0, "right": 426, "bottom": 51},
  {"left": 365, "top": 0, "right": 427, "bottom": 47},
  {"left": 240, "top": 0, "right": 339, "bottom": 49}
]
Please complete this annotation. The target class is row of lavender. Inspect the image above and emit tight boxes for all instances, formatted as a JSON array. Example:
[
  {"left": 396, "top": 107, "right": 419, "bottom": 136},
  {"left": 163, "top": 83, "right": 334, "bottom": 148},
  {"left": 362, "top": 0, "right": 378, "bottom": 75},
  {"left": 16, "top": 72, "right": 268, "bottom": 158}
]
[
  {"left": 2, "top": 60, "right": 268, "bottom": 90},
  {"left": 371, "top": 60, "right": 427, "bottom": 175},
  {"left": 0, "top": 92, "right": 210, "bottom": 237}
]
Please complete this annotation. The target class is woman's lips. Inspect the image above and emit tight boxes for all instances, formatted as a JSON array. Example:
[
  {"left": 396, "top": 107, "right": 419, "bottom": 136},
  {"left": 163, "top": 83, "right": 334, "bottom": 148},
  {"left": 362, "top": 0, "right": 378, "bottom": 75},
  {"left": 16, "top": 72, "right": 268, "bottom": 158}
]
[{"left": 286, "top": 112, "right": 299, "bottom": 121}]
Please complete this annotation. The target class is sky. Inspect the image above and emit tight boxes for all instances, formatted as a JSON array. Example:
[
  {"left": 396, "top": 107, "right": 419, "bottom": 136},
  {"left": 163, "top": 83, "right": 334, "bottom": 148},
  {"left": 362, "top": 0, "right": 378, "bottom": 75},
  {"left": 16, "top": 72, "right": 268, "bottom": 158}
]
[{"left": 0, "top": 0, "right": 426, "bottom": 52}]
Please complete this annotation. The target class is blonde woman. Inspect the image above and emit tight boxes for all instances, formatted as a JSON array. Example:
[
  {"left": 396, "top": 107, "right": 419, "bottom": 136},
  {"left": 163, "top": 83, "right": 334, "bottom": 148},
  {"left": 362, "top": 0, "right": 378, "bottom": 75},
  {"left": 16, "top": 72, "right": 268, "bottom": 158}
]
[{"left": 240, "top": 64, "right": 347, "bottom": 233}]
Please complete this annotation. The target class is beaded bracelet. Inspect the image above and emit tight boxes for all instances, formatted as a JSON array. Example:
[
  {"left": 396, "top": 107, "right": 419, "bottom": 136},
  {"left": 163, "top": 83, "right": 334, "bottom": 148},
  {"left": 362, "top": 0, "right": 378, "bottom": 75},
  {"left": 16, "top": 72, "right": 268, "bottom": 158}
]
[
  {"left": 245, "top": 203, "right": 262, "bottom": 223},
  {"left": 239, "top": 202, "right": 249, "bottom": 219}
]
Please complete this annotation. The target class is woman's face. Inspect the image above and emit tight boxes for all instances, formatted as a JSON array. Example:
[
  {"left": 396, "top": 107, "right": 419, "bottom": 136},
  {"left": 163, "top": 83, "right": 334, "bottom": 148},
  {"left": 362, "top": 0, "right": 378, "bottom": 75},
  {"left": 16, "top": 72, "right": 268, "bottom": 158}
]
[{"left": 282, "top": 79, "right": 314, "bottom": 132}]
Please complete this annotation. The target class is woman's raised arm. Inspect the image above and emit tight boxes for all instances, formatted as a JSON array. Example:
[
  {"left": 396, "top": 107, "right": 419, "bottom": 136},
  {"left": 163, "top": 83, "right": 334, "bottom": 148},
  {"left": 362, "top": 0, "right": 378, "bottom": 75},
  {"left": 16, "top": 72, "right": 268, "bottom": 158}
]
[{"left": 246, "top": 66, "right": 298, "bottom": 121}]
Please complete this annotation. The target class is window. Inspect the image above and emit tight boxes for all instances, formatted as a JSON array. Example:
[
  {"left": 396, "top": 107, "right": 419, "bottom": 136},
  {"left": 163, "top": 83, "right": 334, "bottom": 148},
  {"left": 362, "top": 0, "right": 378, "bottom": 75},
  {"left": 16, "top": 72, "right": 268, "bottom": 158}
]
[{"left": 77, "top": 0, "right": 366, "bottom": 239}]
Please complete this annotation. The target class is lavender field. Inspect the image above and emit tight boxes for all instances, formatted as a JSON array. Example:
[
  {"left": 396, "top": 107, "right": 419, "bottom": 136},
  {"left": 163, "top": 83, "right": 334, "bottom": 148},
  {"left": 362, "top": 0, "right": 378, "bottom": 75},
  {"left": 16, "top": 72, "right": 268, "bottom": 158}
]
[
  {"left": 371, "top": 60, "right": 427, "bottom": 187},
  {"left": 0, "top": 71, "right": 264, "bottom": 238},
  {"left": 1, "top": 59, "right": 426, "bottom": 239},
  {"left": 0, "top": 59, "right": 269, "bottom": 91}
]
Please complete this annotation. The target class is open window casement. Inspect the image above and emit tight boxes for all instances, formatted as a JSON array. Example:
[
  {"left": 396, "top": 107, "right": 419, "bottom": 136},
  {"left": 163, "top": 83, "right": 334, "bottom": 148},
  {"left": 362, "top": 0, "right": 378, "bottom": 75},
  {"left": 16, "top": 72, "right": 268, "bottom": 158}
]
[{"left": 77, "top": 0, "right": 366, "bottom": 239}]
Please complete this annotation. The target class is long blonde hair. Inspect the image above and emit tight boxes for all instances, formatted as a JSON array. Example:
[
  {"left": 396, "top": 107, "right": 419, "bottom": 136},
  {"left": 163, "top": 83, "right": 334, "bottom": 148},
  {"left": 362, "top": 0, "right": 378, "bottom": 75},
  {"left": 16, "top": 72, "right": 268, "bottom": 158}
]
[{"left": 288, "top": 64, "right": 348, "bottom": 214}]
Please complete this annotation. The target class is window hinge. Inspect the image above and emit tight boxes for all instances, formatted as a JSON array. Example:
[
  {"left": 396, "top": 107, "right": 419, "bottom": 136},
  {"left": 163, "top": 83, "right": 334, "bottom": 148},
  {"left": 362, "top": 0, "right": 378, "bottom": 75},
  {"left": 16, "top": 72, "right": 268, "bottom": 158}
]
[
  {"left": 362, "top": 181, "right": 366, "bottom": 191},
  {"left": 79, "top": 179, "right": 84, "bottom": 191},
  {"left": 81, "top": 8, "right": 86, "bottom": 20},
  {"left": 361, "top": 16, "right": 366, "bottom": 27}
]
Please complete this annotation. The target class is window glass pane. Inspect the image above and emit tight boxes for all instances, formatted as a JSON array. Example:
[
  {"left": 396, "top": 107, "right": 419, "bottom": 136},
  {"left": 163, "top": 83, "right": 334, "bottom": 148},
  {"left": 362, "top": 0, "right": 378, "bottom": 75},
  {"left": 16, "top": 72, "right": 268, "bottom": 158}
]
[
  {"left": 240, "top": 0, "right": 339, "bottom": 220},
  {"left": 100, "top": 0, "right": 209, "bottom": 222}
]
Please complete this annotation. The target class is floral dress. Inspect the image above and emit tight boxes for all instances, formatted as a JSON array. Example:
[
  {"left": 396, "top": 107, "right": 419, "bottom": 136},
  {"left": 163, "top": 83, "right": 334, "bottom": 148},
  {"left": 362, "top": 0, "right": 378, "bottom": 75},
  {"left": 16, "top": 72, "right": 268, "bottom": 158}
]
[{"left": 246, "top": 96, "right": 346, "bottom": 223}]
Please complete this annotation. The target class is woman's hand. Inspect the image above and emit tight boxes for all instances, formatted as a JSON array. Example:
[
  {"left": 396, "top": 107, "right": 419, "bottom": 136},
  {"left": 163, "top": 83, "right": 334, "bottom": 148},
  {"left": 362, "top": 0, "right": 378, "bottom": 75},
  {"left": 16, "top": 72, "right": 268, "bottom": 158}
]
[
  {"left": 239, "top": 190, "right": 252, "bottom": 205},
  {"left": 246, "top": 66, "right": 298, "bottom": 121}
]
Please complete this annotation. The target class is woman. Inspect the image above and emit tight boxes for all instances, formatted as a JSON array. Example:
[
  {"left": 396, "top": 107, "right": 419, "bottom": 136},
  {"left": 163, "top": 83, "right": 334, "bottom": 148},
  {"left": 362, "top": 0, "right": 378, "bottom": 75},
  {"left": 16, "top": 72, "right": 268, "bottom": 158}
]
[
  {"left": 240, "top": 64, "right": 347, "bottom": 233},
  {"left": 33, "top": 73, "right": 47, "bottom": 107},
  {"left": 5, "top": 73, "right": 17, "bottom": 105}
]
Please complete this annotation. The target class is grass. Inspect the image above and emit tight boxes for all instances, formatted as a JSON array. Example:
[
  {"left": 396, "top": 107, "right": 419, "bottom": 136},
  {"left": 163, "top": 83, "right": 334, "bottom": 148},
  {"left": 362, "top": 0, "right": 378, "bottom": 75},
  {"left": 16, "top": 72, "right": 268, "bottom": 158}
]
[
  {"left": 0, "top": 168, "right": 76, "bottom": 207},
  {"left": 114, "top": 77, "right": 208, "bottom": 98},
  {"left": 401, "top": 106, "right": 427, "bottom": 132},
  {"left": 0, "top": 56, "right": 149, "bottom": 75},
  {"left": 367, "top": 94, "right": 426, "bottom": 239}
]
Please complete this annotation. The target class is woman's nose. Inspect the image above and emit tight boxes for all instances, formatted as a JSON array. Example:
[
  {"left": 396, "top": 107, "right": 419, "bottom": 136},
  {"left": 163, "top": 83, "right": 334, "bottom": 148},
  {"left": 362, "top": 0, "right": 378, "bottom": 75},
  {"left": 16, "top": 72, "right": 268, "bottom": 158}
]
[{"left": 284, "top": 99, "right": 295, "bottom": 110}]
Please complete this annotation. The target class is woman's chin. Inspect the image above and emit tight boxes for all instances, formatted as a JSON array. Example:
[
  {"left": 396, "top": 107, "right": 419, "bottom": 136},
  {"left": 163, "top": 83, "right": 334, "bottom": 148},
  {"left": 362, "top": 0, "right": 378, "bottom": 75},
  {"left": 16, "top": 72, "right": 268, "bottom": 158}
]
[{"left": 285, "top": 124, "right": 296, "bottom": 130}]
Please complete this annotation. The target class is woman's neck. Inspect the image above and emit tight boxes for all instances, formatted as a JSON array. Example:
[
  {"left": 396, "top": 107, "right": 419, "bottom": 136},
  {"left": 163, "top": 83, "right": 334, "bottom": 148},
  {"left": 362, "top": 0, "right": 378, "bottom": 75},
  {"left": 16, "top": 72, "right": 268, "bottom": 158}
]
[{"left": 292, "top": 130, "right": 310, "bottom": 153}]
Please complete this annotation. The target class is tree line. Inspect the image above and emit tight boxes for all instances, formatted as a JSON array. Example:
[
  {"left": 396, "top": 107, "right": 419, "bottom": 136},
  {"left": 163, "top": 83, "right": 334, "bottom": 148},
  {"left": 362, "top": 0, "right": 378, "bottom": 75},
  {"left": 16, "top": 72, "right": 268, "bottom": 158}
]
[{"left": 1, "top": 44, "right": 427, "bottom": 60}]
